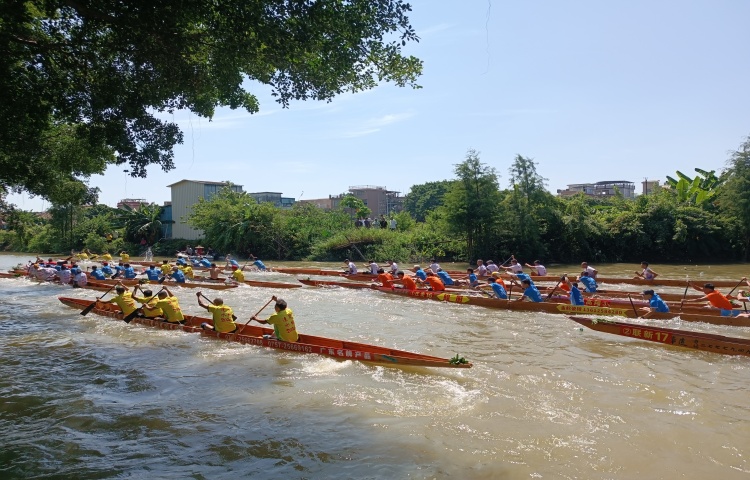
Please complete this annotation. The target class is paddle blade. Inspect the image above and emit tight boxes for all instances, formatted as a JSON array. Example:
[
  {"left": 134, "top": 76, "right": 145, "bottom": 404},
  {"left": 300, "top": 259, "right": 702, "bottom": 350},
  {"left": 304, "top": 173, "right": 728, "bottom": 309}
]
[
  {"left": 80, "top": 301, "right": 97, "bottom": 316},
  {"left": 158, "top": 276, "right": 166, "bottom": 284},
  {"left": 123, "top": 309, "right": 139, "bottom": 323}
]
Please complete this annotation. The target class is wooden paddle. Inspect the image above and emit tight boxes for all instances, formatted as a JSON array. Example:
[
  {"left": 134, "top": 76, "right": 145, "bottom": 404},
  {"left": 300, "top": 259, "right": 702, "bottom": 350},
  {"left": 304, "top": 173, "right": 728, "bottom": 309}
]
[
  {"left": 726, "top": 278, "right": 746, "bottom": 296},
  {"left": 544, "top": 275, "right": 565, "bottom": 301},
  {"left": 679, "top": 278, "right": 690, "bottom": 312},
  {"left": 235, "top": 296, "right": 276, "bottom": 336},
  {"left": 123, "top": 287, "right": 165, "bottom": 323},
  {"left": 198, "top": 292, "right": 238, "bottom": 320},
  {"left": 80, "top": 284, "right": 117, "bottom": 316},
  {"left": 627, "top": 293, "right": 640, "bottom": 318},
  {"left": 499, "top": 254, "right": 514, "bottom": 267}
]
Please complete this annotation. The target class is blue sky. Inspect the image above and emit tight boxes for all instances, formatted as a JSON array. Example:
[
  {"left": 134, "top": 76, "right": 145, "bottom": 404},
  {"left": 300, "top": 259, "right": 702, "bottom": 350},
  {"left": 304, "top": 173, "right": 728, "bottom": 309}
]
[{"left": 9, "top": 0, "right": 750, "bottom": 211}]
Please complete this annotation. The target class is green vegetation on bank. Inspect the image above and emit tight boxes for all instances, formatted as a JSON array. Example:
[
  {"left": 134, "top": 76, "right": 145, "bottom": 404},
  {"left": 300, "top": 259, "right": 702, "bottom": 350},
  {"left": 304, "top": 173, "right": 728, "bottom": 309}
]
[{"left": 2, "top": 135, "right": 749, "bottom": 264}]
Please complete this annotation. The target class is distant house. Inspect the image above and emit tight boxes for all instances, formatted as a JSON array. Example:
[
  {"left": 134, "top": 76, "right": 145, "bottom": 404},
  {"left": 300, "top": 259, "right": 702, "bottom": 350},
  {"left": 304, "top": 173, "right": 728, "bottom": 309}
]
[
  {"left": 557, "top": 180, "right": 636, "bottom": 199},
  {"left": 248, "top": 192, "right": 295, "bottom": 209},
  {"left": 116, "top": 198, "right": 149, "bottom": 210},
  {"left": 299, "top": 187, "right": 403, "bottom": 216},
  {"left": 167, "top": 180, "right": 244, "bottom": 240}
]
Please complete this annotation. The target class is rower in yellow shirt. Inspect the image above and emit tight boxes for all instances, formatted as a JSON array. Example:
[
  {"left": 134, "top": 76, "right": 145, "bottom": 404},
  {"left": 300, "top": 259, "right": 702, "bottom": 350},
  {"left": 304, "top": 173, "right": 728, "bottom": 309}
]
[
  {"left": 132, "top": 286, "right": 164, "bottom": 318},
  {"left": 99, "top": 283, "right": 138, "bottom": 316},
  {"left": 145, "top": 287, "right": 185, "bottom": 324},
  {"left": 159, "top": 260, "right": 172, "bottom": 276},
  {"left": 230, "top": 265, "right": 245, "bottom": 283},
  {"left": 251, "top": 296, "right": 299, "bottom": 342},
  {"left": 101, "top": 252, "right": 113, "bottom": 261},
  {"left": 182, "top": 263, "right": 194, "bottom": 280},
  {"left": 119, "top": 251, "right": 130, "bottom": 262},
  {"left": 196, "top": 293, "right": 237, "bottom": 333}
]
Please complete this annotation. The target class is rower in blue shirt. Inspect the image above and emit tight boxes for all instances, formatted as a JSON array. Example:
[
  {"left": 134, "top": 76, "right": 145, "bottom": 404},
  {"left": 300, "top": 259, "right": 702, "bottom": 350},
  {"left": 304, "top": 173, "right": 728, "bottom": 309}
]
[
  {"left": 412, "top": 265, "right": 427, "bottom": 281},
  {"left": 250, "top": 255, "right": 267, "bottom": 271},
  {"left": 199, "top": 257, "right": 212, "bottom": 268},
  {"left": 436, "top": 269, "right": 454, "bottom": 286},
  {"left": 169, "top": 266, "right": 186, "bottom": 283},
  {"left": 100, "top": 262, "right": 114, "bottom": 276},
  {"left": 485, "top": 277, "right": 508, "bottom": 299},
  {"left": 578, "top": 271, "right": 597, "bottom": 293},
  {"left": 514, "top": 273, "right": 534, "bottom": 285},
  {"left": 516, "top": 279, "right": 543, "bottom": 302},
  {"left": 641, "top": 289, "right": 669, "bottom": 313},
  {"left": 463, "top": 268, "right": 480, "bottom": 287},
  {"left": 228, "top": 258, "right": 240, "bottom": 268},
  {"left": 90, "top": 266, "right": 107, "bottom": 280},
  {"left": 123, "top": 263, "right": 137, "bottom": 279},
  {"left": 144, "top": 265, "right": 161, "bottom": 281},
  {"left": 568, "top": 280, "right": 585, "bottom": 305}
]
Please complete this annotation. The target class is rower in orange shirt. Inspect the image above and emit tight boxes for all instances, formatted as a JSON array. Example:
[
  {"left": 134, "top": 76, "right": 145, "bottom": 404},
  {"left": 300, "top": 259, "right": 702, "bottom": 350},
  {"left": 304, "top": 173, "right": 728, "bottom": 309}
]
[
  {"left": 422, "top": 272, "right": 446, "bottom": 291},
  {"left": 682, "top": 283, "right": 739, "bottom": 317},
  {"left": 395, "top": 271, "right": 418, "bottom": 291},
  {"left": 375, "top": 268, "right": 395, "bottom": 288}
]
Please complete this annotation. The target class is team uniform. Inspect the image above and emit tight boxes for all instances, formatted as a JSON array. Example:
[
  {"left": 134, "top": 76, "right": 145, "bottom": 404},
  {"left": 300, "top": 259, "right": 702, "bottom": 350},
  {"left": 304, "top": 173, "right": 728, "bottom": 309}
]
[
  {"left": 641, "top": 267, "right": 656, "bottom": 280},
  {"left": 425, "top": 276, "right": 445, "bottom": 291},
  {"left": 207, "top": 304, "right": 236, "bottom": 333},
  {"left": 123, "top": 266, "right": 137, "bottom": 279},
  {"left": 533, "top": 264, "right": 548, "bottom": 276},
  {"left": 144, "top": 268, "right": 161, "bottom": 281},
  {"left": 569, "top": 285, "right": 584, "bottom": 305},
  {"left": 108, "top": 291, "right": 138, "bottom": 316},
  {"left": 133, "top": 294, "right": 163, "bottom": 318},
  {"left": 266, "top": 308, "right": 299, "bottom": 342},
  {"left": 56, "top": 269, "right": 71, "bottom": 284},
  {"left": 400, "top": 276, "right": 418, "bottom": 291},
  {"left": 579, "top": 276, "right": 597, "bottom": 293},
  {"left": 154, "top": 296, "right": 185, "bottom": 322},
  {"left": 648, "top": 293, "right": 669, "bottom": 312},
  {"left": 231, "top": 269, "right": 245, "bottom": 282},
  {"left": 490, "top": 282, "right": 508, "bottom": 299},
  {"left": 414, "top": 268, "right": 427, "bottom": 281},
  {"left": 706, "top": 291, "right": 739, "bottom": 317},
  {"left": 377, "top": 272, "right": 395, "bottom": 288},
  {"left": 252, "top": 259, "right": 267, "bottom": 271},
  {"left": 72, "top": 270, "right": 87, "bottom": 287},
  {"left": 171, "top": 269, "right": 186, "bottom": 283},
  {"left": 346, "top": 262, "right": 358, "bottom": 274},
  {"left": 522, "top": 285, "right": 544, "bottom": 302},
  {"left": 436, "top": 271, "right": 455, "bottom": 286},
  {"left": 90, "top": 269, "right": 106, "bottom": 280}
]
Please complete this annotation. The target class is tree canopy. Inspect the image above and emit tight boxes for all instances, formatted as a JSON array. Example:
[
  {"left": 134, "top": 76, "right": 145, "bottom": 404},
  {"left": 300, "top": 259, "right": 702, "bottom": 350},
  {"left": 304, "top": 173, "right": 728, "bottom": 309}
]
[{"left": 0, "top": 0, "right": 423, "bottom": 198}]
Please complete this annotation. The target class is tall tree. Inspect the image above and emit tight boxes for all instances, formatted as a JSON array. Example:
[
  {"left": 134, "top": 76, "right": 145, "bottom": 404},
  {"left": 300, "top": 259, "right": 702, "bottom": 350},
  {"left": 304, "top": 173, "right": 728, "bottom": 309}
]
[
  {"left": 443, "top": 149, "right": 501, "bottom": 261},
  {"left": 403, "top": 180, "right": 455, "bottom": 222},
  {"left": 718, "top": 135, "right": 750, "bottom": 259},
  {"left": 0, "top": 1, "right": 422, "bottom": 198},
  {"left": 503, "top": 155, "right": 549, "bottom": 258},
  {"left": 115, "top": 203, "right": 165, "bottom": 245}
]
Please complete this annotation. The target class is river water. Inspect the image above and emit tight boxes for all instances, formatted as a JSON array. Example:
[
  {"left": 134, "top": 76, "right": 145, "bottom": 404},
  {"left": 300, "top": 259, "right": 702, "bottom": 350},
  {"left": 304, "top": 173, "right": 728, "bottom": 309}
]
[{"left": 1, "top": 254, "right": 749, "bottom": 479}]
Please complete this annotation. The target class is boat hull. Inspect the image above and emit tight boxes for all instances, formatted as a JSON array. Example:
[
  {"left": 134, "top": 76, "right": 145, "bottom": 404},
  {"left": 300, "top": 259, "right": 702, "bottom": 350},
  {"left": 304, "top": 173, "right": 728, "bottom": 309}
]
[
  {"left": 58, "top": 297, "right": 471, "bottom": 368},
  {"left": 570, "top": 316, "right": 750, "bottom": 357}
]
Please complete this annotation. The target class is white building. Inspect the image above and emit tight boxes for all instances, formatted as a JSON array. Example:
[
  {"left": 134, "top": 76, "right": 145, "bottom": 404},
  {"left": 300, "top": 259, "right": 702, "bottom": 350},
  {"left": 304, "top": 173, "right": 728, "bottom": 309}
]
[{"left": 167, "top": 180, "right": 244, "bottom": 240}]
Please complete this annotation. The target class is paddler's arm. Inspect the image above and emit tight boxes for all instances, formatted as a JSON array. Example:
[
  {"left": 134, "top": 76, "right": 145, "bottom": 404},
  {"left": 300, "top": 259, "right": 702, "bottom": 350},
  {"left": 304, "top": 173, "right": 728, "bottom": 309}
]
[
  {"left": 195, "top": 292, "right": 209, "bottom": 310},
  {"left": 688, "top": 281, "right": 704, "bottom": 292},
  {"left": 682, "top": 295, "right": 709, "bottom": 304},
  {"left": 250, "top": 316, "right": 268, "bottom": 324},
  {"left": 743, "top": 277, "right": 749, "bottom": 288}
]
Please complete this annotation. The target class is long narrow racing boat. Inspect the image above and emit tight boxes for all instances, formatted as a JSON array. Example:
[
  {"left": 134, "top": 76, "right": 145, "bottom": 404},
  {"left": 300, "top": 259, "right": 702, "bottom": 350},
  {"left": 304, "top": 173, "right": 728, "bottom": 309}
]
[
  {"left": 58, "top": 297, "right": 472, "bottom": 369},
  {"left": 373, "top": 287, "right": 750, "bottom": 327},
  {"left": 90, "top": 278, "right": 238, "bottom": 290},
  {"left": 570, "top": 316, "right": 750, "bottom": 357}
]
